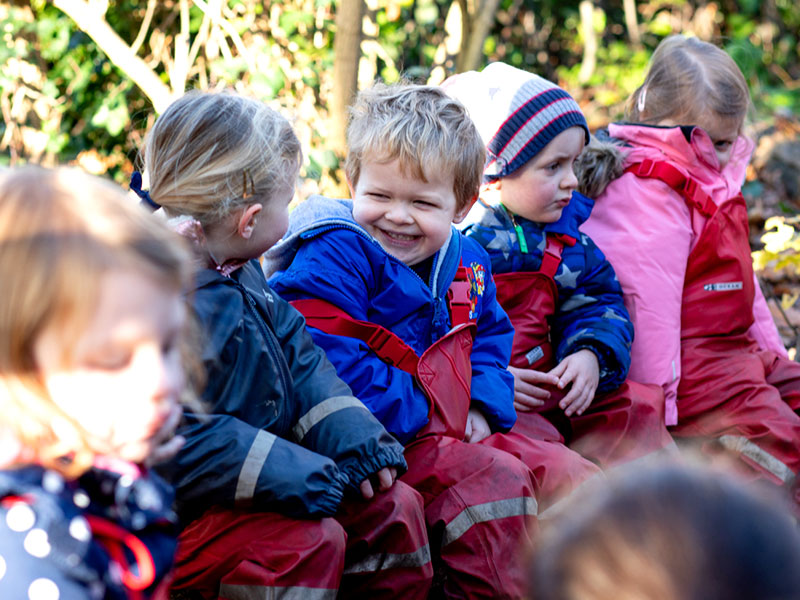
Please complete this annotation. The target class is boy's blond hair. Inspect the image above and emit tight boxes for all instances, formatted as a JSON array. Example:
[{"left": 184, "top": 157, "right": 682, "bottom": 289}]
[
  {"left": 0, "top": 166, "right": 194, "bottom": 476},
  {"left": 345, "top": 83, "right": 485, "bottom": 212},
  {"left": 627, "top": 35, "right": 751, "bottom": 131},
  {"left": 141, "top": 90, "right": 302, "bottom": 225}
]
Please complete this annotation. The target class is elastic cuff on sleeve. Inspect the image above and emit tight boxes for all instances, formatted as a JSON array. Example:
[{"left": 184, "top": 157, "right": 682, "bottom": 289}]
[
  {"left": 312, "top": 471, "right": 349, "bottom": 517},
  {"left": 338, "top": 446, "right": 408, "bottom": 493}
]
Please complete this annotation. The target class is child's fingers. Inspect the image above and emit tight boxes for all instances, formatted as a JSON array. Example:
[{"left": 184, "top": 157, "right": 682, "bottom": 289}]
[
  {"left": 376, "top": 467, "right": 395, "bottom": 491},
  {"left": 511, "top": 366, "right": 560, "bottom": 387},
  {"left": 469, "top": 421, "right": 491, "bottom": 444},
  {"left": 551, "top": 362, "right": 577, "bottom": 390},
  {"left": 546, "top": 362, "right": 569, "bottom": 381},
  {"left": 559, "top": 375, "right": 586, "bottom": 412},
  {"left": 145, "top": 434, "right": 185, "bottom": 467},
  {"left": 152, "top": 403, "right": 182, "bottom": 444},
  {"left": 360, "top": 478, "right": 375, "bottom": 500},
  {"left": 567, "top": 388, "right": 594, "bottom": 417},
  {"left": 514, "top": 393, "right": 546, "bottom": 411},
  {"left": 515, "top": 378, "right": 551, "bottom": 400}
]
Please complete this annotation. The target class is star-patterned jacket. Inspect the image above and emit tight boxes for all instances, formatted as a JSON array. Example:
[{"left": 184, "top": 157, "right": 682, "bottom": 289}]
[
  {"left": 266, "top": 195, "right": 517, "bottom": 445},
  {"left": 0, "top": 464, "right": 178, "bottom": 599},
  {"left": 462, "top": 191, "right": 633, "bottom": 393}
]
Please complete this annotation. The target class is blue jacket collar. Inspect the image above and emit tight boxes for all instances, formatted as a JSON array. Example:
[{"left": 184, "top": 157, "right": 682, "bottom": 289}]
[
  {"left": 468, "top": 191, "right": 593, "bottom": 239},
  {"left": 544, "top": 191, "right": 594, "bottom": 237}
]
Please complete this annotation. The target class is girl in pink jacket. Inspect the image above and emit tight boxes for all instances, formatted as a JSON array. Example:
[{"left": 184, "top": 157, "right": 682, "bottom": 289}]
[{"left": 578, "top": 34, "right": 800, "bottom": 511}]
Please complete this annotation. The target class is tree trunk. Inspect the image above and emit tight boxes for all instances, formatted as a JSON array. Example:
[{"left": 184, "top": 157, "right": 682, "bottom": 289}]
[
  {"left": 330, "top": 0, "right": 365, "bottom": 157},
  {"left": 456, "top": 0, "right": 501, "bottom": 73},
  {"left": 577, "top": 0, "right": 597, "bottom": 85},
  {"left": 53, "top": 0, "right": 174, "bottom": 112},
  {"left": 623, "top": 0, "right": 640, "bottom": 46}
]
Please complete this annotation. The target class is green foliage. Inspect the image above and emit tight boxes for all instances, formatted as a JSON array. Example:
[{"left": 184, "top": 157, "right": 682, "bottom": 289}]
[
  {"left": 753, "top": 216, "right": 800, "bottom": 276},
  {"left": 2, "top": 0, "right": 800, "bottom": 183}
]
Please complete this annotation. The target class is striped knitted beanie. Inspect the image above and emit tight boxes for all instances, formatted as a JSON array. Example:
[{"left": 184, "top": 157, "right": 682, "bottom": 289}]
[{"left": 443, "top": 62, "right": 589, "bottom": 181}]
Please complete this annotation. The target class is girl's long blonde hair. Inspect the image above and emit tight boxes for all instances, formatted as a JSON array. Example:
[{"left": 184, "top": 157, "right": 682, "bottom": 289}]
[
  {"left": 0, "top": 166, "right": 193, "bottom": 476},
  {"left": 626, "top": 35, "right": 751, "bottom": 130}
]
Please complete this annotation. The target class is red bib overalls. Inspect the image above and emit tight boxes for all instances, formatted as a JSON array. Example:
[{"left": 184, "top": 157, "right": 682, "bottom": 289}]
[
  {"left": 294, "top": 264, "right": 598, "bottom": 598},
  {"left": 493, "top": 233, "right": 675, "bottom": 468},
  {"left": 172, "top": 456, "right": 430, "bottom": 600},
  {"left": 627, "top": 159, "right": 800, "bottom": 506}
]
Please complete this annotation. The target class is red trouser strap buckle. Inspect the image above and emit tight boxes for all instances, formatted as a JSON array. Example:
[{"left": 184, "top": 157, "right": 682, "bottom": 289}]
[
  {"left": 290, "top": 298, "right": 420, "bottom": 374},
  {"left": 448, "top": 267, "right": 473, "bottom": 328},
  {"left": 626, "top": 160, "right": 717, "bottom": 218},
  {"left": 539, "top": 234, "right": 571, "bottom": 279}
]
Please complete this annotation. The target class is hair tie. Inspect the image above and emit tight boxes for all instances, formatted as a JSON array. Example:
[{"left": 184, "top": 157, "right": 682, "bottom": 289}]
[
  {"left": 637, "top": 86, "right": 647, "bottom": 113},
  {"left": 130, "top": 171, "right": 161, "bottom": 212}
]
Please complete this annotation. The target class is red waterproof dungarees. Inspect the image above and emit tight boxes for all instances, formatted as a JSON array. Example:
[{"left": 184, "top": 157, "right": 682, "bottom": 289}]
[
  {"left": 171, "top": 484, "right": 431, "bottom": 600},
  {"left": 493, "top": 234, "right": 675, "bottom": 467},
  {"left": 627, "top": 159, "right": 800, "bottom": 506},
  {"left": 294, "top": 265, "right": 598, "bottom": 598}
]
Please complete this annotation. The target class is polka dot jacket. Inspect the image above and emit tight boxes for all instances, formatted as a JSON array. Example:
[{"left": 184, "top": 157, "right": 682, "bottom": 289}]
[{"left": 0, "top": 464, "right": 178, "bottom": 599}]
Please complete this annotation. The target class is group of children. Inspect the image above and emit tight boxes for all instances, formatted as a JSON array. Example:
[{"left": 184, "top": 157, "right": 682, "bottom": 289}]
[{"left": 1, "top": 33, "right": 799, "bottom": 599}]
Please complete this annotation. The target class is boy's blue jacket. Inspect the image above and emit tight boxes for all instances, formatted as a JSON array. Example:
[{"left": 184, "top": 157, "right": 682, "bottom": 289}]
[
  {"left": 157, "top": 259, "right": 406, "bottom": 523},
  {"left": 462, "top": 192, "right": 633, "bottom": 392},
  {"left": 266, "top": 196, "right": 517, "bottom": 445}
]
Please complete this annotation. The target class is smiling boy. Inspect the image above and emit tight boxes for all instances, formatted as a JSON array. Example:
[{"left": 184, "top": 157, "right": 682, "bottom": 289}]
[{"left": 266, "top": 83, "right": 601, "bottom": 598}]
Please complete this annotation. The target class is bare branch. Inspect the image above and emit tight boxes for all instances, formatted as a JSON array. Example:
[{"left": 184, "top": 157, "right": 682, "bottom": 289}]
[
  {"left": 170, "top": 0, "right": 191, "bottom": 93},
  {"left": 130, "top": 0, "right": 157, "bottom": 56},
  {"left": 53, "top": 0, "right": 173, "bottom": 111},
  {"left": 192, "top": 0, "right": 256, "bottom": 72}
]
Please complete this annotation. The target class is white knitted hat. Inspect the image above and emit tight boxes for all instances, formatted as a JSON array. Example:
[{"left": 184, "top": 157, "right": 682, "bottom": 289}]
[{"left": 443, "top": 62, "right": 589, "bottom": 181}]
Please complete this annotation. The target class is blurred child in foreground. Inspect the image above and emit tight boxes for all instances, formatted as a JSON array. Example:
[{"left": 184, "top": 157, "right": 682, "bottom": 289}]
[
  {"left": 530, "top": 460, "right": 800, "bottom": 600},
  {"left": 0, "top": 166, "right": 190, "bottom": 598}
]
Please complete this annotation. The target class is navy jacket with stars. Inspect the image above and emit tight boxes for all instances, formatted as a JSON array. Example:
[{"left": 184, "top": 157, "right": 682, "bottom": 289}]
[
  {"left": 462, "top": 192, "right": 633, "bottom": 393},
  {"left": 266, "top": 196, "right": 517, "bottom": 445},
  {"left": 156, "top": 259, "right": 407, "bottom": 524},
  {"left": 0, "top": 465, "right": 177, "bottom": 599}
]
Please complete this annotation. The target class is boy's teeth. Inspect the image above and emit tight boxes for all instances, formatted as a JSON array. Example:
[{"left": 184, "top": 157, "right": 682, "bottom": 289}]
[{"left": 386, "top": 231, "right": 415, "bottom": 241}]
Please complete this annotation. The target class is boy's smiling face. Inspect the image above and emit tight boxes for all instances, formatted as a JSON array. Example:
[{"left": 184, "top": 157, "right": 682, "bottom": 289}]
[
  {"left": 351, "top": 158, "right": 470, "bottom": 266},
  {"left": 497, "top": 126, "right": 585, "bottom": 223}
]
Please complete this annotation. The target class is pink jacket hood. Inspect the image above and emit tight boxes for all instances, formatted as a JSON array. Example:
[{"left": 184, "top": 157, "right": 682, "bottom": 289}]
[{"left": 609, "top": 123, "right": 754, "bottom": 214}]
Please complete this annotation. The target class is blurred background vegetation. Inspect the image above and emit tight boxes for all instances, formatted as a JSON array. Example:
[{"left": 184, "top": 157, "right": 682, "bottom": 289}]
[{"left": 2, "top": 0, "right": 800, "bottom": 346}]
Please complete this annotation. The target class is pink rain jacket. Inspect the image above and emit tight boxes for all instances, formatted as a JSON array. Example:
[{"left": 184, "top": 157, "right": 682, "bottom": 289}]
[{"left": 582, "top": 123, "right": 786, "bottom": 426}]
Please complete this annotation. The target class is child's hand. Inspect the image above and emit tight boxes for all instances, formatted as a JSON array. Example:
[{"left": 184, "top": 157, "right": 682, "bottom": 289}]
[
  {"left": 359, "top": 467, "right": 397, "bottom": 499},
  {"left": 144, "top": 403, "right": 185, "bottom": 467},
  {"left": 465, "top": 408, "right": 492, "bottom": 444},
  {"left": 548, "top": 349, "right": 599, "bottom": 417},
  {"left": 508, "top": 365, "right": 560, "bottom": 411}
]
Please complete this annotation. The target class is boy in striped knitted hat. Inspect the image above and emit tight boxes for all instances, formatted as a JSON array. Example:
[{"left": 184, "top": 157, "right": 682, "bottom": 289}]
[{"left": 446, "top": 62, "right": 676, "bottom": 469}]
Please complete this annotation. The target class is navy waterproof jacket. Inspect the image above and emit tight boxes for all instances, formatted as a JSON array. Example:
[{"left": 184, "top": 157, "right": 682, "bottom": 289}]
[
  {"left": 462, "top": 192, "right": 633, "bottom": 393},
  {"left": 266, "top": 196, "right": 517, "bottom": 445},
  {"left": 0, "top": 465, "right": 177, "bottom": 599},
  {"left": 157, "top": 259, "right": 407, "bottom": 524}
]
